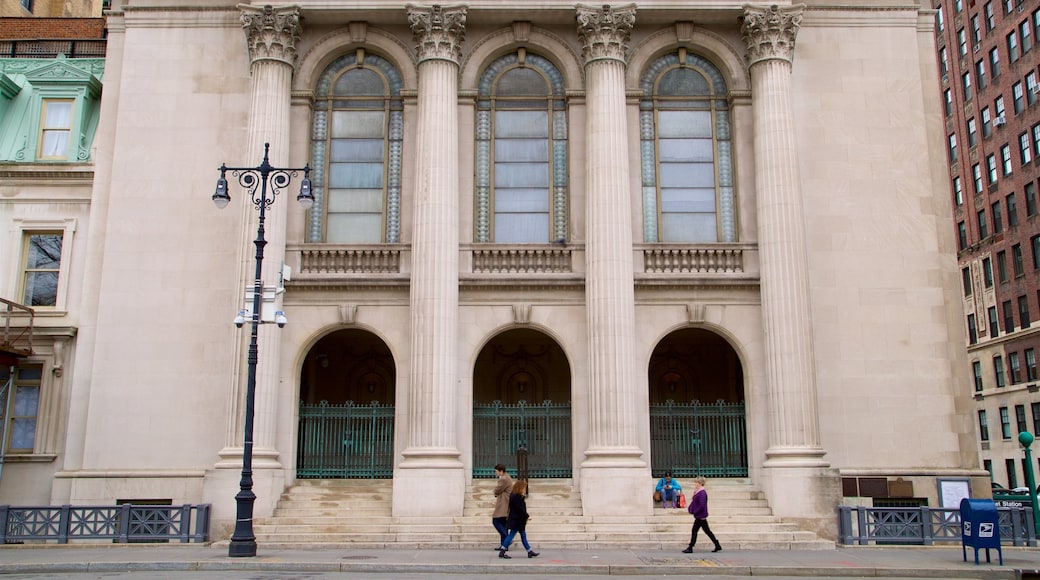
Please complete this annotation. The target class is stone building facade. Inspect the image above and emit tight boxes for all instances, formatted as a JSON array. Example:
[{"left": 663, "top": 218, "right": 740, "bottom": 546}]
[{"left": 0, "top": 0, "right": 983, "bottom": 539}]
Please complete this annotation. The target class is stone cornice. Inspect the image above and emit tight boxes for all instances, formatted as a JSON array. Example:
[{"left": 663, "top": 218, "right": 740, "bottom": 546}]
[
  {"left": 741, "top": 4, "right": 804, "bottom": 66},
  {"left": 576, "top": 3, "right": 636, "bottom": 66},
  {"left": 240, "top": 3, "right": 302, "bottom": 67},
  {"left": 406, "top": 4, "right": 467, "bottom": 65}
]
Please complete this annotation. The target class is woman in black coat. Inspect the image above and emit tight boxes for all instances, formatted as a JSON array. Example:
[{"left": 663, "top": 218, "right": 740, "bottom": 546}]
[{"left": 498, "top": 479, "right": 540, "bottom": 559}]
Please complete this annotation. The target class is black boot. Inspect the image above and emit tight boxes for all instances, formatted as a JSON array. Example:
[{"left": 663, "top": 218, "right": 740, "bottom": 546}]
[
  {"left": 681, "top": 545, "right": 693, "bottom": 553},
  {"left": 712, "top": 545, "right": 722, "bottom": 553},
  {"left": 528, "top": 550, "right": 540, "bottom": 558},
  {"left": 499, "top": 549, "right": 511, "bottom": 559}
]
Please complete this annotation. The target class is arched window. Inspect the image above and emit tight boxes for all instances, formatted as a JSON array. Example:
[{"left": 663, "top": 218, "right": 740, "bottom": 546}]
[
  {"left": 475, "top": 50, "right": 568, "bottom": 243},
  {"left": 309, "top": 51, "right": 403, "bottom": 243},
  {"left": 640, "top": 50, "right": 735, "bottom": 243}
]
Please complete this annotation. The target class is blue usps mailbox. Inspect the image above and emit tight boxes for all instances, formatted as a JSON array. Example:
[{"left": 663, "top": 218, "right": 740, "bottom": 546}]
[{"left": 960, "top": 497, "right": 1003, "bottom": 565}]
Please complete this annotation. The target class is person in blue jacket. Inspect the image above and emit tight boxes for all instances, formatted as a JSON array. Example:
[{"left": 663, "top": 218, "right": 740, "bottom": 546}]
[{"left": 655, "top": 472, "right": 682, "bottom": 508}]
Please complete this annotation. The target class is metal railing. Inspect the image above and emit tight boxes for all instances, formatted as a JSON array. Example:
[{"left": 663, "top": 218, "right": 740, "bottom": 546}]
[
  {"left": 650, "top": 400, "right": 748, "bottom": 478},
  {"left": 0, "top": 504, "right": 210, "bottom": 544},
  {"left": 297, "top": 401, "right": 394, "bottom": 479},
  {"left": 838, "top": 505, "right": 1036, "bottom": 546},
  {"left": 0, "top": 298, "right": 33, "bottom": 358},
  {"left": 0, "top": 39, "right": 106, "bottom": 58},
  {"left": 473, "top": 400, "right": 571, "bottom": 478}
]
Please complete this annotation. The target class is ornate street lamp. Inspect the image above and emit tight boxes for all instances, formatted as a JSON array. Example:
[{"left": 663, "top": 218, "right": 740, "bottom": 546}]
[
  {"left": 1018, "top": 431, "right": 1040, "bottom": 537},
  {"left": 213, "top": 142, "right": 313, "bottom": 558}
]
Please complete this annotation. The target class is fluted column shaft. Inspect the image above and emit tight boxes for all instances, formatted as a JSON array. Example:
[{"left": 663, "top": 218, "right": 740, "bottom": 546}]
[
  {"left": 222, "top": 5, "right": 300, "bottom": 464},
  {"left": 577, "top": 3, "right": 644, "bottom": 463},
  {"left": 741, "top": 4, "right": 827, "bottom": 465},
  {"left": 402, "top": 4, "right": 465, "bottom": 464}
]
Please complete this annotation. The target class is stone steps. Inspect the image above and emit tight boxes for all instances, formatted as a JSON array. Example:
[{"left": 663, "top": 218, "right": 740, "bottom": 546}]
[{"left": 254, "top": 478, "right": 835, "bottom": 550}]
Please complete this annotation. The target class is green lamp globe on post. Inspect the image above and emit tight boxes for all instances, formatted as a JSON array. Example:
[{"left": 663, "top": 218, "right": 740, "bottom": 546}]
[{"left": 1017, "top": 431, "right": 1040, "bottom": 537}]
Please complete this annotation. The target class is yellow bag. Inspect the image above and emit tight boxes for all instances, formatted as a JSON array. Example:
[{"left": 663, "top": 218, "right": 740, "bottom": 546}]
[{"left": 653, "top": 491, "right": 662, "bottom": 502}]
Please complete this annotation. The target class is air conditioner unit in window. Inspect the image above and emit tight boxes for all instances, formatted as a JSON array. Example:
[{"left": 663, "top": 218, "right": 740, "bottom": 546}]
[
  {"left": 1031, "top": 85, "right": 1040, "bottom": 94},
  {"left": 995, "top": 116, "right": 1007, "bottom": 126},
  {"left": 974, "top": 43, "right": 981, "bottom": 52}
]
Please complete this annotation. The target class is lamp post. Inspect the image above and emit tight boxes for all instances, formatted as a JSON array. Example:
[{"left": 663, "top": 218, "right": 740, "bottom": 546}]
[
  {"left": 1017, "top": 431, "right": 1040, "bottom": 537},
  {"left": 213, "top": 142, "right": 313, "bottom": 558}
]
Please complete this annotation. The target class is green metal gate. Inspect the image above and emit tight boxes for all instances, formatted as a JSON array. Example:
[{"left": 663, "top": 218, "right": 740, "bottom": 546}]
[
  {"left": 650, "top": 400, "right": 747, "bottom": 478},
  {"left": 473, "top": 401, "right": 571, "bottom": 478},
  {"left": 297, "top": 401, "right": 393, "bottom": 479}
]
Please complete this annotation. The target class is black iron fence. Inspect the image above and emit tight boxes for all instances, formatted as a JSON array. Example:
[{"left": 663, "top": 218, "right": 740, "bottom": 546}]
[
  {"left": 0, "top": 504, "right": 210, "bottom": 544},
  {"left": 838, "top": 505, "right": 1036, "bottom": 546},
  {"left": 0, "top": 39, "right": 106, "bottom": 59}
]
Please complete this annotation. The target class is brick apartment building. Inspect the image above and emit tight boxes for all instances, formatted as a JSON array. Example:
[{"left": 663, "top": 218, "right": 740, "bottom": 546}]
[{"left": 935, "top": 0, "right": 1040, "bottom": 488}]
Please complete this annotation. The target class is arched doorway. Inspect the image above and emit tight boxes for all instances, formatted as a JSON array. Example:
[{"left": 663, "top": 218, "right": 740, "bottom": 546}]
[
  {"left": 297, "top": 329, "right": 395, "bottom": 479},
  {"left": 648, "top": 328, "right": 747, "bottom": 478},
  {"left": 473, "top": 328, "right": 572, "bottom": 478}
]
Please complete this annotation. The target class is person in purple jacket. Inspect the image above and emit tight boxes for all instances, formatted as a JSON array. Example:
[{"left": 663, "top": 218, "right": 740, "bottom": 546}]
[{"left": 682, "top": 476, "right": 722, "bottom": 553}]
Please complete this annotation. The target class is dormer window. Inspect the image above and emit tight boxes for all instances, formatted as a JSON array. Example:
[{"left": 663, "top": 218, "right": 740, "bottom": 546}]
[{"left": 38, "top": 99, "right": 73, "bottom": 159}]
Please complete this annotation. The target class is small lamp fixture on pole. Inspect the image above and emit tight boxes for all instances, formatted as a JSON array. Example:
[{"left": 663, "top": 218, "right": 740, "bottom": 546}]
[
  {"left": 212, "top": 143, "right": 313, "bottom": 558},
  {"left": 1017, "top": 431, "right": 1040, "bottom": 537}
]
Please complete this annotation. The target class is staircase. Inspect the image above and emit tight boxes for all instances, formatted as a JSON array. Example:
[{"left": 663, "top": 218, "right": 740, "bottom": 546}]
[{"left": 252, "top": 478, "right": 834, "bottom": 550}]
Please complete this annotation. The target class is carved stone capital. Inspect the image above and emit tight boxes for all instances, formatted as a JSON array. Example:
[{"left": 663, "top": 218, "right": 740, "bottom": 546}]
[
  {"left": 740, "top": 4, "right": 804, "bottom": 66},
  {"left": 407, "top": 4, "right": 467, "bottom": 65},
  {"left": 240, "top": 4, "right": 302, "bottom": 67},
  {"left": 576, "top": 4, "right": 636, "bottom": 65}
]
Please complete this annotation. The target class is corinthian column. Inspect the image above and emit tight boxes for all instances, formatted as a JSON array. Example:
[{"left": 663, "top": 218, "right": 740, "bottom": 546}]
[
  {"left": 393, "top": 3, "right": 467, "bottom": 518},
  {"left": 217, "top": 4, "right": 301, "bottom": 473},
  {"left": 740, "top": 3, "right": 833, "bottom": 516},
  {"left": 575, "top": 3, "right": 650, "bottom": 516}
]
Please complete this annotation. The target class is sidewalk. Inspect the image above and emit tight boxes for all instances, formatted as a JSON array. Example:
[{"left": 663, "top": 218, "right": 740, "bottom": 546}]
[{"left": 0, "top": 543, "right": 1038, "bottom": 578}]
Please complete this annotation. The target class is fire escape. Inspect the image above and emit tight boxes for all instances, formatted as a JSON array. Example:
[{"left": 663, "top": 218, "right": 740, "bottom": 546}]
[{"left": 0, "top": 298, "right": 34, "bottom": 479}]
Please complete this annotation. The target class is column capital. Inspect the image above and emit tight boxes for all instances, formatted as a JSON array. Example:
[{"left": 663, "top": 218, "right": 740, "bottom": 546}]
[
  {"left": 576, "top": 4, "right": 636, "bottom": 66},
  {"left": 240, "top": 4, "right": 302, "bottom": 68},
  {"left": 740, "top": 4, "right": 804, "bottom": 66},
  {"left": 407, "top": 4, "right": 467, "bottom": 65}
]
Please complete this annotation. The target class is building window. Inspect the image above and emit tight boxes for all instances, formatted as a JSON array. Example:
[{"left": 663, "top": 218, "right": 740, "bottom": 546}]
[
  {"left": 947, "top": 89, "right": 956, "bottom": 117},
  {"left": 20, "top": 232, "right": 62, "bottom": 307},
  {"left": 990, "top": 47, "right": 1001, "bottom": 77},
  {"left": 972, "top": 14, "right": 982, "bottom": 45},
  {"left": 1027, "top": 348, "right": 1038, "bottom": 380},
  {"left": 1005, "top": 0, "right": 1014, "bottom": 14},
  {"left": 993, "top": 200, "right": 1003, "bottom": 233},
  {"left": 996, "top": 356, "right": 1008, "bottom": 387},
  {"left": 983, "top": 106, "right": 993, "bottom": 136},
  {"left": 949, "top": 134, "right": 959, "bottom": 162},
  {"left": 1015, "top": 81, "right": 1026, "bottom": 113},
  {"left": 979, "top": 208, "right": 990, "bottom": 238},
  {"left": 938, "top": 5, "right": 945, "bottom": 31},
  {"left": 1033, "top": 124, "right": 1040, "bottom": 157},
  {"left": 980, "top": 410, "right": 991, "bottom": 441},
  {"left": 1009, "top": 30, "right": 1021, "bottom": 61},
  {"left": 977, "top": 60, "right": 988, "bottom": 91},
  {"left": 973, "top": 163, "right": 983, "bottom": 192},
  {"left": 1012, "top": 353, "right": 1023, "bottom": 384},
  {"left": 986, "top": 1, "right": 996, "bottom": 29},
  {"left": 309, "top": 52, "right": 404, "bottom": 243},
  {"left": 638, "top": 52, "right": 734, "bottom": 243},
  {"left": 37, "top": 99, "right": 73, "bottom": 160},
  {"left": 1001, "top": 406, "right": 1012, "bottom": 438},
  {"left": 963, "top": 266, "right": 973, "bottom": 296},
  {"left": 963, "top": 72, "right": 973, "bottom": 100},
  {"left": 20, "top": 0, "right": 32, "bottom": 12},
  {"left": 1022, "top": 133, "right": 1033, "bottom": 164},
  {"left": 990, "top": 305, "right": 1001, "bottom": 336},
  {"left": 983, "top": 256, "right": 994, "bottom": 286},
  {"left": 968, "top": 117, "right": 978, "bottom": 147},
  {"left": 1008, "top": 192, "right": 1019, "bottom": 226},
  {"left": 969, "top": 313, "right": 979, "bottom": 344},
  {"left": 477, "top": 52, "right": 569, "bottom": 243},
  {"left": 1002, "top": 143, "right": 1013, "bottom": 174},
  {"left": 1029, "top": 72, "right": 1040, "bottom": 106},
  {"left": 1026, "top": 182, "right": 1038, "bottom": 215},
  {"left": 1032, "top": 234, "right": 1040, "bottom": 268},
  {"left": 960, "top": 28, "right": 969, "bottom": 56},
  {"left": 987, "top": 154, "right": 998, "bottom": 184},
  {"left": 959, "top": 221, "right": 968, "bottom": 249},
  {"left": 1013, "top": 243, "right": 1025, "bottom": 276},
  {"left": 1019, "top": 295, "right": 1031, "bottom": 328},
  {"left": 1007, "top": 457, "right": 1018, "bottom": 487},
  {"left": 1023, "top": 20, "right": 1034, "bottom": 52},
  {"left": 1004, "top": 300, "right": 1016, "bottom": 333},
  {"left": 1018, "top": 404, "right": 1029, "bottom": 432},
  {"left": 1033, "top": 403, "right": 1040, "bottom": 435},
  {"left": 998, "top": 251, "right": 1008, "bottom": 282},
  {"left": 974, "top": 360, "right": 985, "bottom": 390},
  {"left": 954, "top": 176, "right": 964, "bottom": 205},
  {"left": 942, "top": 47, "right": 951, "bottom": 75},
  {"left": 1, "top": 366, "right": 41, "bottom": 453}
]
